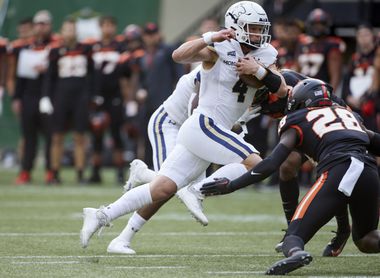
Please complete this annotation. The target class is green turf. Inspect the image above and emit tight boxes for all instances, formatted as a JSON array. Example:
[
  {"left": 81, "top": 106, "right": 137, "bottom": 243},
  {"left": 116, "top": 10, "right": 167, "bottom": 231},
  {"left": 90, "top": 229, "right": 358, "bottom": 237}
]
[{"left": 1, "top": 168, "right": 379, "bottom": 277}]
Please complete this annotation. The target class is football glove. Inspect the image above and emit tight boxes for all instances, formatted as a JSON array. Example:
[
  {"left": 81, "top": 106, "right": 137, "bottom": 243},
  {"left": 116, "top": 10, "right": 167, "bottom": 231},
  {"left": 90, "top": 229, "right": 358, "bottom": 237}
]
[
  {"left": 39, "top": 96, "right": 53, "bottom": 115},
  {"left": 200, "top": 177, "right": 233, "bottom": 196}
]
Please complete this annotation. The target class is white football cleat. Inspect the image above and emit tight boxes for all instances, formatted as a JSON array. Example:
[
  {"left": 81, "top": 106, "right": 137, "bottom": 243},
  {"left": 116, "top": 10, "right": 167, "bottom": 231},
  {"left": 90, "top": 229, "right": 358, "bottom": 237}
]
[
  {"left": 123, "top": 159, "right": 149, "bottom": 192},
  {"left": 80, "top": 207, "right": 110, "bottom": 248},
  {"left": 107, "top": 238, "right": 136, "bottom": 255},
  {"left": 176, "top": 184, "right": 208, "bottom": 226}
]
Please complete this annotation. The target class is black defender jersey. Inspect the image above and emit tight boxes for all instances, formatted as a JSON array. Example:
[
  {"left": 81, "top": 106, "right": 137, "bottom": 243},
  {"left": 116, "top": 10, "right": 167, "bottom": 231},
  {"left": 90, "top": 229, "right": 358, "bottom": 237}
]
[{"left": 278, "top": 106, "right": 375, "bottom": 174}]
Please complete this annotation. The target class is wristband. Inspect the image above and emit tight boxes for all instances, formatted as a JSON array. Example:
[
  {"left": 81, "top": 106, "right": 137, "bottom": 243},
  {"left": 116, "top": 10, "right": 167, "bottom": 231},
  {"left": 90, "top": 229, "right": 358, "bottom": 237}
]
[
  {"left": 202, "top": 32, "right": 216, "bottom": 45},
  {"left": 254, "top": 65, "right": 267, "bottom": 80}
]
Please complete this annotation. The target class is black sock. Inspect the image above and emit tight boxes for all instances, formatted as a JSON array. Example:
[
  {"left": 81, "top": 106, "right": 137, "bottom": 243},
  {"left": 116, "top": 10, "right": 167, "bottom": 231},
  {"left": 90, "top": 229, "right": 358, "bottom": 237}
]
[
  {"left": 282, "top": 235, "right": 304, "bottom": 257},
  {"left": 279, "top": 177, "right": 300, "bottom": 225},
  {"left": 335, "top": 206, "right": 350, "bottom": 233},
  {"left": 93, "top": 165, "right": 100, "bottom": 175}
]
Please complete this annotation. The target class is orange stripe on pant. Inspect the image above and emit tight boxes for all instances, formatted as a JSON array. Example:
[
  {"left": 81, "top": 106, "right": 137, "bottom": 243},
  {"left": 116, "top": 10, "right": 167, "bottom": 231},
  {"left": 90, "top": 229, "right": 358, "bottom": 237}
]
[{"left": 292, "top": 172, "right": 328, "bottom": 221}]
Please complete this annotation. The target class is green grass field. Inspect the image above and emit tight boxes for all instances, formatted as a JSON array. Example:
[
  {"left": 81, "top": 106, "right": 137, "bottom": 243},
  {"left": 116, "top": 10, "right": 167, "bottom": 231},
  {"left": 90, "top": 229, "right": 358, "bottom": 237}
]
[{"left": 1, "top": 167, "right": 380, "bottom": 277}]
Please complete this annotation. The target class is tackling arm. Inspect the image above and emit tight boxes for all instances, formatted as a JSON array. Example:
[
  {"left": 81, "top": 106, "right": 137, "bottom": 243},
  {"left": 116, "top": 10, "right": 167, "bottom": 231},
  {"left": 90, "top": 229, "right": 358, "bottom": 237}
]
[{"left": 201, "top": 129, "right": 298, "bottom": 196}]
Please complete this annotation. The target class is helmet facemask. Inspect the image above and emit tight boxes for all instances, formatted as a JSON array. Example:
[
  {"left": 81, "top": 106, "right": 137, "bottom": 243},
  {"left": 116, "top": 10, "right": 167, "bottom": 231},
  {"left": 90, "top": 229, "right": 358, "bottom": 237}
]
[{"left": 238, "top": 22, "right": 271, "bottom": 49}]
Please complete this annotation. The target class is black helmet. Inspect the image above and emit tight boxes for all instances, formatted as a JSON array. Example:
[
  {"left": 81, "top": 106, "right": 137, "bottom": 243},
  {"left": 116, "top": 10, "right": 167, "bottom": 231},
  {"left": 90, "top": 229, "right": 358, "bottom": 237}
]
[
  {"left": 287, "top": 78, "right": 333, "bottom": 113},
  {"left": 280, "top": 69, "right": 308, "bottom": 87},
  {"left": 306, "top": 8, "right": 332, "bottom": 37}
]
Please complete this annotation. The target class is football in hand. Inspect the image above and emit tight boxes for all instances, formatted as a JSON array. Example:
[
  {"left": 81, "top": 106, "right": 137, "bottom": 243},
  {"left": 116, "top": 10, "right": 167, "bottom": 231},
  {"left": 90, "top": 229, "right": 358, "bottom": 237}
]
[{"left": 239, "top": 74, "right": 264, "bottom": 88}]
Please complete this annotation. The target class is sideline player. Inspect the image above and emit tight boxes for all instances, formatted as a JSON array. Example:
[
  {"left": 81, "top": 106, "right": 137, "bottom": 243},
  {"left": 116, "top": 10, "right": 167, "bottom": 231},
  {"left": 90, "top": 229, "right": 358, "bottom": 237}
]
[
  {"left": 201, "top": 78, "right": 380, "bottom": 275},
  {"left": 80, "top": 1, "right": 288, "bottom": 248}
]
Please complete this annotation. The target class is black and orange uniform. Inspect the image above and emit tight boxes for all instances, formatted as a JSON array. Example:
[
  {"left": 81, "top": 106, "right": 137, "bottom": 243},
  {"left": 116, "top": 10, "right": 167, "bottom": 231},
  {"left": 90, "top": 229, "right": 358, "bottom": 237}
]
[
  {"left": 6, "top": 37, "right": 33, "bottom": 96},
  {"left": 296, "top": 35, "right": 345, "bottom": 83},
  {"left": 89, "top": 37, "right": 126, "bottom": 182},
  {"left": 226, "top": 106, "right": 378, "bottom": 244},
  {"left": 13, "top": 35, "right": 60, "bottom": 182},
  {"left": 342, "top": 47, "right": 377, "bottom": 131},
  {"left": 43, "top": 41, "right": 93, "bottom": 133}
]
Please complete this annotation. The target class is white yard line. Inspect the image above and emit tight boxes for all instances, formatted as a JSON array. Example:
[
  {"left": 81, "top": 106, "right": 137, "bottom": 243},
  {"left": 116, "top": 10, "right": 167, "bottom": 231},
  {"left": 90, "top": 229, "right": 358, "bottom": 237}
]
[
  {"left": 108, "top": 266, "right": 188, "bottom": 269},
  {"left": 12, "top": 261, "right": 80, "bottom": 265}
]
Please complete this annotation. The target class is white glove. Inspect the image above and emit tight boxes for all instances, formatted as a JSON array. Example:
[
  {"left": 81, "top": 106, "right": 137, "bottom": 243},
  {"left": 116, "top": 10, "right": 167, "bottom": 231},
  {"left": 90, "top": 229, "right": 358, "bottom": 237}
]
[
  {"left": 39, "top": 96, "right": 54, "bottom": 114},
  {"left": 237, "top": 105, "right": 262, "bottom": 125}
]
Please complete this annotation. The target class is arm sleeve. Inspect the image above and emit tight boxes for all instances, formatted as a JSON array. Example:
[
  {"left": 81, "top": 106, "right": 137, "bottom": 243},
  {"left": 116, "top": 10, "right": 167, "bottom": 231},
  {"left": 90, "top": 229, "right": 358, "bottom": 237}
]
[{"left": 228, "top": 143, "right": 292, "bottom": 191}]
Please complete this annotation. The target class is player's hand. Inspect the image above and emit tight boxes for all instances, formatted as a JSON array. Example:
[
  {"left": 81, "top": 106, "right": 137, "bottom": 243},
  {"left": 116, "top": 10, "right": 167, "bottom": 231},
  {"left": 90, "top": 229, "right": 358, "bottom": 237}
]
[
  {"left": 238, "top": 105, "right": 262, "bottom": 125},
  {"left": 200, "top": 177, "right": 233, "bottom": 196},
  {"left": 236, "top": 56, "right": 260, "bottom": 75},
  {"left": 211, "top": 29, "right": 235, "bottom": 43}
]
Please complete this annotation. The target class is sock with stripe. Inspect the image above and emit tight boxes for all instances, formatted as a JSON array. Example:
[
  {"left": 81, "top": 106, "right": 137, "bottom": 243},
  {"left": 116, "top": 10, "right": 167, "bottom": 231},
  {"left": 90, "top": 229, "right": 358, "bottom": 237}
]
[{"left": 116, "top": 211, "right": 147, "bottom": 244}]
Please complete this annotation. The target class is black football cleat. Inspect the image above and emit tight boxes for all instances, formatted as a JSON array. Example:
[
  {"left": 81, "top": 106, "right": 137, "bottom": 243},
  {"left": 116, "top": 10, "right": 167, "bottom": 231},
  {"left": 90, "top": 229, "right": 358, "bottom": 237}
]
[
  {"left": 322, "top": 230, "right": 350, "bottom": 257},
  {"left": 266, "top": 250, "right": 312, "bottom": 275}
]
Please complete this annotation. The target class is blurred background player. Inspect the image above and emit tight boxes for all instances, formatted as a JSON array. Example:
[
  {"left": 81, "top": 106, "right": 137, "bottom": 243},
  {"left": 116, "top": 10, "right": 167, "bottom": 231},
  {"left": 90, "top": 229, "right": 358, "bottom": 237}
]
[
  {"left": 12, "top": 10, "right": 60, "bottom": 184},
  {"left": 130, "top": 22, "right": 185, "bottom": 168},
  {"left": 42, "top": 19, "right": 93, "bottom": 184},
  {"left": 342, "top": 24, "right": 377, "bottom": 132},
  {"left": 296, "top": 8, "right": 345, "bottom": 91},
  {"left": 87, "top": 16, "right": 126, "bottom": 184}
]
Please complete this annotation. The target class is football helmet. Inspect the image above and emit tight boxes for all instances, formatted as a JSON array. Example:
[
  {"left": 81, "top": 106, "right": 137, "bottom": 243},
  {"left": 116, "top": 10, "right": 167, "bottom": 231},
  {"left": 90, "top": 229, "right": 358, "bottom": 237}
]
[
  {"left": 306, "top": 8, "right": 332, "bottom": 37},
  {"left": 225, "top": 1, "right": 271, "bottom": 49},
  {"left": 287, "top": 78, "right": 333, "bottom": 113}
]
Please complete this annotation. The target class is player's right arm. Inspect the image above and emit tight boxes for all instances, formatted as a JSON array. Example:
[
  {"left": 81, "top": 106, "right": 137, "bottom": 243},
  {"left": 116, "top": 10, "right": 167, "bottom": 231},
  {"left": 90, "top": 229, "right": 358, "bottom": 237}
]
[
  {"left": 172, "top": 29, "right": 235, "bottom": 64},
  {"left": 365, "top": 129, "right": 380, "bottom": 156}
]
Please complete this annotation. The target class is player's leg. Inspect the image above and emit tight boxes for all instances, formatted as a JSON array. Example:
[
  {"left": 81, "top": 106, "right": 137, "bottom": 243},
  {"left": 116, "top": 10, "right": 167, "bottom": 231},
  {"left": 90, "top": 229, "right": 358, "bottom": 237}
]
[
  {"left": 279, "top": 151, "right": 302, "bottom": 225},
  {"left": 16, "top": 98, "right": 38, "bottom": 184},
  {"left": 267, "top": 161, "right": 351, "bottom": 275},
  {"left": 50, "top": 132, "right": 64, "bottom": 183},
  {"left": 108, "top": 107, "right": 179, "bottom": 254},
  {"left": 109, "top": 102, "right": 125, "bottom": 184},
  {"left": 80, "top": 143, "right": 209, "bottom": 248},
  {"left": 88, "top": 130, "right": 104, "bottom": 183},
  {"left": 176, "top": 113, "right": 260, "bottom": 224},
  {"left": 349, "top": 165, "right": 380, "bottom": 253}
]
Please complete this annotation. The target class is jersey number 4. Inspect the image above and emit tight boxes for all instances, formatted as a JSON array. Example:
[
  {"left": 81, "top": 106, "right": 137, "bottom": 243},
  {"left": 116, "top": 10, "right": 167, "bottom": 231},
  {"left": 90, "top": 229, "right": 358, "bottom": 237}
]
[
  {"left": 232, "top": 79, "right": 248, "bottom": 103},
  {"left": 306, "top": 107, "right": 365, "bottom": 137}
]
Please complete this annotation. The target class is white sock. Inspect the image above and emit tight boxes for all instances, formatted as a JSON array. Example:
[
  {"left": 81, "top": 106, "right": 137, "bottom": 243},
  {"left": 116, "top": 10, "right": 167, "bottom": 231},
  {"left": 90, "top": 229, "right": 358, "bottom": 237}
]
[
  {"left": 104, "top": 183, "right": 153, "bottom": 220},
  {"left": 193, "top": 163, "right": 247, "bottom": 192},
  {"left": 116, "top": 211, "right": 147, "bottom": 244},
  {"left": 141, "top": 168, "right": 157, "bottom": 183}
]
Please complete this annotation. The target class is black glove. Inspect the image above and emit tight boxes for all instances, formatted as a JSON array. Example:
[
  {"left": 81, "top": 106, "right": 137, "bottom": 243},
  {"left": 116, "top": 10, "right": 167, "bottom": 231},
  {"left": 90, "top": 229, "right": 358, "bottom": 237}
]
[{"left": 200, "top": 177, "right": 233, "bottom": 196}]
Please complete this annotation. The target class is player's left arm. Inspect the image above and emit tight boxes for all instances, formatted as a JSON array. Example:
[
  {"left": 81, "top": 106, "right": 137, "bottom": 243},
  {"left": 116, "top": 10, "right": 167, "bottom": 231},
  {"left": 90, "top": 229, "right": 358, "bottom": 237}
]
[{"left": 200, "top": 128, "right": 297, "bottom": 196}]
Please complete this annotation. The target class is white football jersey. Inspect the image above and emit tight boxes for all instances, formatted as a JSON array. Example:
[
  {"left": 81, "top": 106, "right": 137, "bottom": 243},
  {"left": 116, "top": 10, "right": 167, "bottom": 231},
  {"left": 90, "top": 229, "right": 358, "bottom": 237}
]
[
  {"left": 163, "top": 65, "right": 201, "bottom": 126},
  {"left": 196, "top": 40, "right": 277, "bottom": 129}
]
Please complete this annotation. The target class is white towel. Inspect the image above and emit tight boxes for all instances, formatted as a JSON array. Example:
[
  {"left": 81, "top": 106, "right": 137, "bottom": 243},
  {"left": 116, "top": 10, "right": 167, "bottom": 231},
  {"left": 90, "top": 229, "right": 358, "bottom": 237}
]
[{"left": 338, "top": 157, "right": 364, "bottom": 197}]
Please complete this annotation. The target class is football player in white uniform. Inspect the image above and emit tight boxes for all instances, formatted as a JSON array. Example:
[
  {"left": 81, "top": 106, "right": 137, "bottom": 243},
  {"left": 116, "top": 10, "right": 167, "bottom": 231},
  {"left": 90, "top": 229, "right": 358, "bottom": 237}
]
[
  {"left": 80, "top": 1, "right": 288, "bottom": 249},
  {"left": 106, "top": 65, "right": 203, "bottom": 254}
]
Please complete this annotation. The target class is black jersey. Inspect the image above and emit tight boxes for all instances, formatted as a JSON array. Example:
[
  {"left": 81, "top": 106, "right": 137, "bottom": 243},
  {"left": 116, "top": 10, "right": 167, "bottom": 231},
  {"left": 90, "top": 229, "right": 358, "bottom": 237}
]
[
  {"left": 44, "top": 42, "right": 93, "bottom": 96},
  {"left": 91, "top": 38, "right": 125, "bottom": 98},
  {"left": 278, "top": 106, "right": 374, "bottom": 174},
  {"left": 297, "top": 36, "right": 345, "bottom": 83}
]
